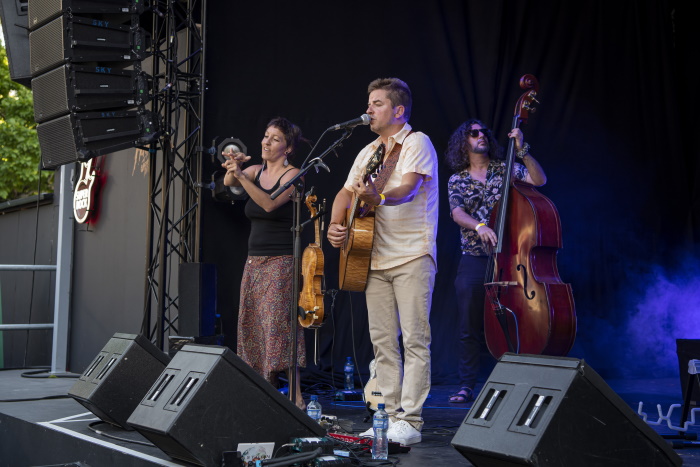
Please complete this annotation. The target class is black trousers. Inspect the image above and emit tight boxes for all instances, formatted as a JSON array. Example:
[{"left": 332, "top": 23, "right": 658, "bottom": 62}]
[{"left": 454, "top": 254, "right": 488, "bottom": 389}]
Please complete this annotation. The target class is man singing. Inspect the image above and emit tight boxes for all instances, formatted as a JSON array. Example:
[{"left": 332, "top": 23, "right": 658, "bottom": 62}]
[{"left": 327, "top": 78, "right": 438, "bottom": 445}]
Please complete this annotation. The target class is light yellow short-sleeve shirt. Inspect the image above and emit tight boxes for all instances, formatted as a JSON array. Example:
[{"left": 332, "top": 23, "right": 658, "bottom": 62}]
[{"left": 344, "top": 123, "right": 439, "bottom": 270}]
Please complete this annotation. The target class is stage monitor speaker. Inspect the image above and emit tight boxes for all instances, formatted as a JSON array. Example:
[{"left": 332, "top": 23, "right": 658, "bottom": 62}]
[
  {"left": 32, "top": 64, "right": 150, "bottom": 123},
  {"left": 28, "top": 0, "right": 146, "bottom": 31},
  {"left": 178, "top": 262, "right": 217, "bottom": 338},
  {"left": 29, "top": 14, "right": 150, "bottom": 76},
  {"left": 68, "top": 333, "right": 171, "bottom": 430},
  {"left": 37, "top": 109, "right": 158, "bottom": 169},
  {"left": 127, "top": 344, "right": 326, "bottom": 466},
  {"left": 676, "top": 339, "right": 700, "bottom": 409},
  {"left": 0, "top": 0, "right": 31, "bottom": 87},
  {"left": 451, "top": 354, "right": 682, "bottom": 467}
]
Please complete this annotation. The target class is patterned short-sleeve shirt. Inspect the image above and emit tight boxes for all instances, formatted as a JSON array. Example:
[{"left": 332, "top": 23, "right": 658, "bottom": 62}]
[{"left": 448, "top": 159, "right": 528, "bottom": 256}]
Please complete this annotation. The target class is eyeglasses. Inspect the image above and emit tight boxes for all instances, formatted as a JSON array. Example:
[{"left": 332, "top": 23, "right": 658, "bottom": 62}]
[{"left": 467, "top": 128, "right": 488, "bottom": 138}]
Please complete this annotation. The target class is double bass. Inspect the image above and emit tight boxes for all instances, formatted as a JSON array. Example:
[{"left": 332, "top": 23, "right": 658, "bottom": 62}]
[{"left": 483, "top": 74, "right": 576, "bottom": 359}]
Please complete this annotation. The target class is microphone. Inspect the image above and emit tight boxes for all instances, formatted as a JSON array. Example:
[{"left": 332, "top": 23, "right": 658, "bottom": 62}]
[{"left": 328, "top": 114, "right": 371, "bottom": 131}]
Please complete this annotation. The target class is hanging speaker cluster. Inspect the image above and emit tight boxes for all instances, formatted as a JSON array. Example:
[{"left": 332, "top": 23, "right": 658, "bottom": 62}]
[{"left": 28, "top": 0, "right": 157, "bottom": 169}]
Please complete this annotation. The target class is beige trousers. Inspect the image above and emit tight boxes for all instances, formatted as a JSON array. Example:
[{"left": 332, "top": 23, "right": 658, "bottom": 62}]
[{"left": 365, "top": 255, "right": 435, "bottom": 431}]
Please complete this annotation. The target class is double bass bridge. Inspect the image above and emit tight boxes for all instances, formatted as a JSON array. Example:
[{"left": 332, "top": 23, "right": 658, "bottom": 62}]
[{"left": 485, "top": 281, "right": 518, "bottom": 288}]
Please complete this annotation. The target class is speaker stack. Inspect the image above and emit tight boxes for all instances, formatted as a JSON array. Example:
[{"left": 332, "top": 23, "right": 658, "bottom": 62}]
[
  {"left": 451, "top": 354, "right": 682, "bottom": 467},
  {"left": 28, "top": 0, "right": 157, "bottom": 169}
]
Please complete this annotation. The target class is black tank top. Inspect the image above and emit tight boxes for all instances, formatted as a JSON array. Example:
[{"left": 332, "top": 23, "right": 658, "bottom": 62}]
[{"left": 244, "top": 167, "right": 294, "bottom": 256}]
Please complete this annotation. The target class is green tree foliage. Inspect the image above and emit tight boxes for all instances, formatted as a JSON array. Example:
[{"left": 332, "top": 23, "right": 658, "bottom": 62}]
[{"left": 0, "top": 43, "right": 52, "bottom": 202}]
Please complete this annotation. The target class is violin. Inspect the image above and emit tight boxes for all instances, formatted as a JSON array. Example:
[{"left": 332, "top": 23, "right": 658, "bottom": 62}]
[
  {"left": 298, "top": 190, "right": 325, "bottom": 328},
  {"left": 483, "top": 74, "right": 577, "bottom": 359}
]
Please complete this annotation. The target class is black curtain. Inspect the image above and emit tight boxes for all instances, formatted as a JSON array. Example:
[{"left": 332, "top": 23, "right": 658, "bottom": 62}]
[{"left": 200, "top": 0, "right": 698, "bottom": 383}]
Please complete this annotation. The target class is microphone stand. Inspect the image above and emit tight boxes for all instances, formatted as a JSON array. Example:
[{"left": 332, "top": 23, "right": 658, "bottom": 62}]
[{"left": 270, "top": 128, "right": 354, "bottom": 409}]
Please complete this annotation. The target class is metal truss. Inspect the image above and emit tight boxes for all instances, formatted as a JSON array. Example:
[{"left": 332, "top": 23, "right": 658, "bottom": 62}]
[{"left": 142, "top": 0, "right": 207, "bottom": 349}]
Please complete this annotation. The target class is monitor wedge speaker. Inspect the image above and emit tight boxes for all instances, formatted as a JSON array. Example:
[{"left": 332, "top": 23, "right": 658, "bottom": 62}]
[
  {"left": 68, "top": 333, "right": 171, "bottom": 430},
  {"left": 128, "top": 344, "right": 326, "bottom": 466},
  {"left": 451, "top": 354, "right": 682, "bottom": 467}
]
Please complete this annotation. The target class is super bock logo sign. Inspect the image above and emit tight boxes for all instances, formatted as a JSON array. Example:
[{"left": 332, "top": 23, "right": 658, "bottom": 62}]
[{"left": 73, "top": 160, "right": 97, "bottom": 224}]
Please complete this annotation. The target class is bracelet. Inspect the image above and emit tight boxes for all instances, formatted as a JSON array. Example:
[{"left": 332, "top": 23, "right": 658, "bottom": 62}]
[
  {"left": 516, "top": 142, "right": 530, "bottom": 159},
  {"left": 378, "top": 193, "right": 386, "bottom": 206},
  {"left": 475, "top": 222, "right": 486, "bottom": 232}
]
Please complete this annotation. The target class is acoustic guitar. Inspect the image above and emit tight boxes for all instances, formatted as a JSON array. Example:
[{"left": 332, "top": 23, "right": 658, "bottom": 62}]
[{"left": 338, "top": 145, "right": 384, "bottom": 291}]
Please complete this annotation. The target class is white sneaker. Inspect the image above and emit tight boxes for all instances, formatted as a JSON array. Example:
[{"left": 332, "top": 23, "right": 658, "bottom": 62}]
[
  {"left": 359, "top": 418, "right": 393, "bottom": 437},
  {"left": 386, "top": 420, "right": 421, "bottom": 445}
]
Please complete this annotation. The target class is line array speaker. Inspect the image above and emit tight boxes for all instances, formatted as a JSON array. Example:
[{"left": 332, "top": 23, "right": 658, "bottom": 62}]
[
  {"left": 29, "top": 14, "right": 150, "bottom": 76},
  {"left": 451, "top": 353, "right": 682, "bottom": 467},
  {"left": 32, "top": 64, "right": 150, "bottom": 123},
  {"left": 68, "top": 333, "right": 171, "bottom": 430},
  {"left": 127, "top": 344, "right": 326, "bottom": 466},
  {"left": 28, "top": 0, "right": 145, "bottom": 31},
  {"left": 0, "top": 0, "right": 31, "bottom": 86},
  {"left": 38, "top": 109, "right": 158, "bottom": 169}
]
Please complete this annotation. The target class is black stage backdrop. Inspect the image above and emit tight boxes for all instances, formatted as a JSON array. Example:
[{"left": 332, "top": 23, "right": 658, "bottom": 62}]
[{"left": 199, "top": 0, "right": 698, "bottom": 384}]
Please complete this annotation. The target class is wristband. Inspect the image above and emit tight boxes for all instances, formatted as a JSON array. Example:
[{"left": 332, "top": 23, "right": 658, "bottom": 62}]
[
  {"left": 378, "top": 193, "right": 386, "bottom": 206},
  {"left": 475, "top": 223, "right": 486, "bottom": 232},
  {"left": 516, "top": 142, "right": 530, "bottom": 159}
]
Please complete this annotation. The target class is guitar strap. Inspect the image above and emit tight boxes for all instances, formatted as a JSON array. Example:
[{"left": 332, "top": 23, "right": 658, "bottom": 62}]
[{"left": 358, "top": 131, "right": 413, "bottom": 217}]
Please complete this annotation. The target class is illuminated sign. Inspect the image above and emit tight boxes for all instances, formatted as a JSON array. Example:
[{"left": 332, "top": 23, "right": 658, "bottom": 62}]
[{"left": 73, "top": 159, "right": 97, "bottom": 224}]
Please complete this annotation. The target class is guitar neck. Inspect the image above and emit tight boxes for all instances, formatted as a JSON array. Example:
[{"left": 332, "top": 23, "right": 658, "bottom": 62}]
[
  {"left": 345, "top": 144, "right": 383, "bottom": 228},
  {"left": 346, "top": 195, "right": 362, "bottom": 227}
]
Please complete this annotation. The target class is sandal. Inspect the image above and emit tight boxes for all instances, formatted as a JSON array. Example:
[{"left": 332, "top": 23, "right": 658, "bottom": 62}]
[{"left": 449, "top": 387, "right": 474, "bottom": 403}]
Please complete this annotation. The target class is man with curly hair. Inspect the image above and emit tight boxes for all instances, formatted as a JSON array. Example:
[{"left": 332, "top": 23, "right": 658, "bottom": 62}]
[{"left": 445, "top": 119, "right": 547, "bottom": 403}]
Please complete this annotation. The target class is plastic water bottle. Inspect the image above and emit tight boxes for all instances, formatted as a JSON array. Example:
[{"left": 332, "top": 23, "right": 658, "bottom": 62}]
[
  {"left": 372, "top": 403, "right": 389, "bottom": 460},
  {"left": 344, "top": 356, "right": 355, "bottom": 390},
  {"left": 307, "top": 395, "right": 322, "bottom": 422}
]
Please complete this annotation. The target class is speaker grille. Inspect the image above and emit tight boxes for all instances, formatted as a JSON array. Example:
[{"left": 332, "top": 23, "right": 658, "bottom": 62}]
[
  {"left": 29, "top": 16, "right": 67, "bottom": 77},
  {"left": 28, "top": 0, "right": 64, "bottom": 30},
  {"left": 37, "top": 114, "right": 80, "bottom": 169},
  {"left": 31, "top": 66, "right": 71, "bottom": 123}
]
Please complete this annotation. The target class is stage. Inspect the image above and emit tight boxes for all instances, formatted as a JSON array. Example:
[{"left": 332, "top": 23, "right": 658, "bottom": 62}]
[{"left": 1, "top": 368, "right": 699, "bottom": 466}]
